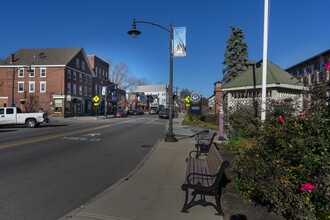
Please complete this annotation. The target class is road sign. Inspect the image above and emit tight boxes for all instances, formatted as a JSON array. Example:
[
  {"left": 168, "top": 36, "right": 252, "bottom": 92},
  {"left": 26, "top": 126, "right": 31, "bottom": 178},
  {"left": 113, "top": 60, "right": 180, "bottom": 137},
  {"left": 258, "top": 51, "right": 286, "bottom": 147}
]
[
  {"left": 191, "top": 92, "right": 201, "bottom": 102},
  {"left": 94, "top": 103, "right": 99, "bottom": 107},
  {"left": 186, "top": 103, "right": 190, "bottom": 107},
  {"left": 93, "top": 95, "right": 100, "bottom": 102},
  {"left": 185, "top": 96, "right": 191, "bottom": 103}
]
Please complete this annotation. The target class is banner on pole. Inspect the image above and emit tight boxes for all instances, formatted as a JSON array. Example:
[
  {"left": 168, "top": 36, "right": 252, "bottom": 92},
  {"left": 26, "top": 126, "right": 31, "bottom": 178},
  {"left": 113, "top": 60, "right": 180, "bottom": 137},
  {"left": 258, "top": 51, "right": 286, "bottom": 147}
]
[{"left": 173, "top": 27, "right": 186, "bottom": 57}]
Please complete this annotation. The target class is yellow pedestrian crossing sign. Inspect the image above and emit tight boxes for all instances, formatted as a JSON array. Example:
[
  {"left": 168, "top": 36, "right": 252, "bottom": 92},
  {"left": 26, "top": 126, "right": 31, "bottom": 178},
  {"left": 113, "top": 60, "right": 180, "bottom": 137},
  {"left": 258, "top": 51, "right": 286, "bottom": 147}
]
[
  {"left": 93, "top": 95, "right": 100, "bottom": 102},
  {"left": 185, "top": 96, "right": 191, "bottom": 103}
]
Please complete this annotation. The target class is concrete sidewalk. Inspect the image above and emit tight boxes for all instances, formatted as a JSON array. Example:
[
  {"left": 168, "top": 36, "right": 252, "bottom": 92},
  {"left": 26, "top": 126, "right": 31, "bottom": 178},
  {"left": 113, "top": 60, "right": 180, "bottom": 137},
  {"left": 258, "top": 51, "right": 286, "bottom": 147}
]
[
  {"left": 60, "top": 116, "right": 283, "bottom": 220},
  {"left": 61, "top": 137, "right": 223, "bottom": 220}
]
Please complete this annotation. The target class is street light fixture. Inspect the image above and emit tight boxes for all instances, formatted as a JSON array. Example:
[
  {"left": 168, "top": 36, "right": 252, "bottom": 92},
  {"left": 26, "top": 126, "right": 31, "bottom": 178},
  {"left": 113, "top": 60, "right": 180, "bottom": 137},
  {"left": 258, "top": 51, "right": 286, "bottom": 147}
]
[{"left": 128, "top": 19, "right": 177, "bottom": 142}]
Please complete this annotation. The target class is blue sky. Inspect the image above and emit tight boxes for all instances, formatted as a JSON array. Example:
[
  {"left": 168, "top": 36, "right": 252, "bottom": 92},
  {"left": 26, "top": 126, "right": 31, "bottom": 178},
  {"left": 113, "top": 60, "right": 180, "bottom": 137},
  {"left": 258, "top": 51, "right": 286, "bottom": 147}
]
[{"left": 1, "top": 0, "right": 329, "bottom": 98}]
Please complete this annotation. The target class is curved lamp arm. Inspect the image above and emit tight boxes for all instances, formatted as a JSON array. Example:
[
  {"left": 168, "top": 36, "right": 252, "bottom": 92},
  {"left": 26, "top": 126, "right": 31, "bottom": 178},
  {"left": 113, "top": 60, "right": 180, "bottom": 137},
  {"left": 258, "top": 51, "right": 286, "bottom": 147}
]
[{"left": 133, "top": 19, "right": 170, "bottom": 33}]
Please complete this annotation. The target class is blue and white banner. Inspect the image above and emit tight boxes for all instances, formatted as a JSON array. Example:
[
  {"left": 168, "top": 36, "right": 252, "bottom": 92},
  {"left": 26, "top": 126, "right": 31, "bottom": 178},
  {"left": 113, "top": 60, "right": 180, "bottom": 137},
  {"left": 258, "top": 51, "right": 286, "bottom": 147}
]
[{"left": 173, "top": 27, "right": 186, "bottom": 57}]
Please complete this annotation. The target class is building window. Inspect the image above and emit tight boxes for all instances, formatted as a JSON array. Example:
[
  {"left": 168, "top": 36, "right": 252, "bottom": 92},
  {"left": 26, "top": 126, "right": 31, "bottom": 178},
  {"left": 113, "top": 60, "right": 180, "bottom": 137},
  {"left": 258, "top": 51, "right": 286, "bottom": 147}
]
[
  {"left": 18, "top": 82, "right": 24, "bottom": 93},
  {"left": 84, "top": 87, "right": 87, "bottom": 97},
  {"left": 73, "top": 84, "right": 77, "bottom": 95},
  {"left": 302, "top": 68, "right": 307, "bottom": 76},
  {"left": 29, "top": 68, "right": 35, "bottom": 77},
  {"left": 40, "top": 81, "right": 46, "bottom": 93},
  {"left": 95, "top": 66, "right": 98, "bottom": 77},
  {"left": 18, "top": 68, "right": 24, "bottom": 77},
  {"left": 89, "top": 76, "right": 92, "bottom": 85},
  {"left": 73, "top": 71, "right": 77, "bottom": 80},
  {"left": 82, "top": 61, "right": 85, "bottom": 71},
  {"left": 99, "top": 85, "right": 102, "bottom": 94},
  {"left": 79, "top": 85, "right": 82, "bottom": 96},
  {"left": 318, "top": 62, "right": 324, "bottom": 72},
  {"left": 89, "top": 87, "right": 92, "bottom": 97},
  {"left": 79, "top": 73, "right": 82, "bottom": 82},
  {"left": 29, "top": 81, "right": 35, "bottom": 92},
  {"left": 85, "top": 75, "right": 88, "bottom": 84},
  {"left": 76, "top": 58, "right": 79, "bottom": 68},
  {"left": 40, "top": 68, "right": 46, "bottom": 77},
  {"left": 68, "top": 69, "right": 71, "bottom": 79},
  {"left": 67, "top": 82, "right": 71, "bottom": 94}
]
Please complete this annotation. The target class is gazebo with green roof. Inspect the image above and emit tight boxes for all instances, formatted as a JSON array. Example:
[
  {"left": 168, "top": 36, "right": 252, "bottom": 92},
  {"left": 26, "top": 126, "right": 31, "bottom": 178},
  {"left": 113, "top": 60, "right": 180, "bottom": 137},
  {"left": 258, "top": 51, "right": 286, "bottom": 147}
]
[{"left": 221, "top": 59, "right": 307, "bottom": 111}]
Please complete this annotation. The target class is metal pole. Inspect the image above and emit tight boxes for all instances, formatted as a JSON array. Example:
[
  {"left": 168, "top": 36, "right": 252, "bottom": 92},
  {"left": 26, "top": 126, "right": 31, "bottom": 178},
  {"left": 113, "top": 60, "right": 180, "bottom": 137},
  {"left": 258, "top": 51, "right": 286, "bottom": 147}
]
[
  {"left": 104, "top": 88, "right": 107, "bottom": 117},
  {"left": 261, "top": 0, "right": 269, "bottom": 122},
  {"left": 165, "top": 24, "right": 177, "bottom": 142},
  {"left": 11, "top": 67, "right": 15, "bottom": 107}
]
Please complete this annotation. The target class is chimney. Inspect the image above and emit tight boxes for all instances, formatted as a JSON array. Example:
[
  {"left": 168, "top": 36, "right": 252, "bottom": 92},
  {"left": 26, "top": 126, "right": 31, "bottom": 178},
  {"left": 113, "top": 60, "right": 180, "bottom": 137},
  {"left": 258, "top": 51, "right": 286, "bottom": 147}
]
[{"left": 10, "top": 53, "right": 14, "bottom": 63}]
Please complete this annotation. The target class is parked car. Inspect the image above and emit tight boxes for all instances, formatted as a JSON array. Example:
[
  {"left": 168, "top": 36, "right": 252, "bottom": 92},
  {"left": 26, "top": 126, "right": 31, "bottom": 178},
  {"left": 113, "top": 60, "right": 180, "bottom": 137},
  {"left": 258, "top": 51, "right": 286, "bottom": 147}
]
[
  {"left": 132, "top": 108, "right": 144, "bottom": 115},
  {"left": 159, "top": 108, "right": 176, "bottom": 119},
  {"left": 149, "top": 107, "right": 158, "bottom": 115},
  {"left": 0, "top": 107, "right": 49, "bottom": 128},
  {"left": 127, "top": 110, "right": 134, "bottom": 115},
  {"left": 116, "top": 109, "right": 127, "bottom": 117},
  {"left": 159, "top": 108, "right": 170, "bottom": 119}
]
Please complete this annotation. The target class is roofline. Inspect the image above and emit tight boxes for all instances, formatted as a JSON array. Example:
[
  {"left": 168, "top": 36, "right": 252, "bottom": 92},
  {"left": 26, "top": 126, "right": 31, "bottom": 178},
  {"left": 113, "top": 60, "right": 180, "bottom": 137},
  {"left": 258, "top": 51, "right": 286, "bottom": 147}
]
[
  {"left": 286, "top": 48, "right": 330, "bottom": 70},
  {"left": 0, "top": 64, "right": 66, "bottom": 68},
  {"left": 222, "top": 83, "right": 306, "bottom": 91},
  {"left": 80, "top": 48, "right": 95, "bottom": 77}
]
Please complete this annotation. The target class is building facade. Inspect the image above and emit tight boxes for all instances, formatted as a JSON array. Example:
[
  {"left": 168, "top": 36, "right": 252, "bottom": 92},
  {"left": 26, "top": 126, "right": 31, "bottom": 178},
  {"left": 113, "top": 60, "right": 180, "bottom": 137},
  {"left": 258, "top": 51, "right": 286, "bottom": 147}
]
[
  {"left": 132, "top": 84, "right": 169, "bottom": 109},
  {"left": 285, "top": 49, "right": 330, "bottom": 86},
  {"left": 218, "top": 60, "right": 306, "bottom": 113},
  {"left": 0, "top": 48, "right": 125, "bottom": 117}
]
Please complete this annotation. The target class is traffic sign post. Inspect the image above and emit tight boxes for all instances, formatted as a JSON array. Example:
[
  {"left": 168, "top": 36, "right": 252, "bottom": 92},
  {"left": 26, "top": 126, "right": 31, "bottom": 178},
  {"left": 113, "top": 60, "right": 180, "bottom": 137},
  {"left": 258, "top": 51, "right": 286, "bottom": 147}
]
[
  {"left": 189, "top": 92, "right": 202, "bottom": 116},
  {"left": 93, "top": 96, "right": 100, "bottom": 118}
]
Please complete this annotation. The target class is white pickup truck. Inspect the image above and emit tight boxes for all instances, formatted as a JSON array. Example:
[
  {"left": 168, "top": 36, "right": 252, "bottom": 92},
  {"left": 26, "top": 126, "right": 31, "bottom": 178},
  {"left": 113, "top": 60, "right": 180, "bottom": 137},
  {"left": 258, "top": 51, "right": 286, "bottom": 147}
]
[{"left": 0, "top": 107, "right": 49, "bottom": 128}]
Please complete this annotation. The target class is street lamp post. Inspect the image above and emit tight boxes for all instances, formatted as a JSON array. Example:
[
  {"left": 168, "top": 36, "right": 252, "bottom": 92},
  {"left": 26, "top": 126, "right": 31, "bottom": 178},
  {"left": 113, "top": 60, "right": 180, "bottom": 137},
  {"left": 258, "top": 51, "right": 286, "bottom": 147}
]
[{"left": 128, "top": 19, "right": 177, "bottom": 142}]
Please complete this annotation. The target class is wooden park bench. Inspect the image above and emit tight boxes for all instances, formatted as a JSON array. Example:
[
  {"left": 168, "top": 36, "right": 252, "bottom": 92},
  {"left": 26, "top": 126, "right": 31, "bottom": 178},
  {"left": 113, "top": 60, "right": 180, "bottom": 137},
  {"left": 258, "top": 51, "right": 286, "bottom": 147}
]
[
  {"left": 181, "top": 144, "right": 229, "bottom": 216},
  {"left": 189, "top": 130, "right": 217, "bottom": 158}
]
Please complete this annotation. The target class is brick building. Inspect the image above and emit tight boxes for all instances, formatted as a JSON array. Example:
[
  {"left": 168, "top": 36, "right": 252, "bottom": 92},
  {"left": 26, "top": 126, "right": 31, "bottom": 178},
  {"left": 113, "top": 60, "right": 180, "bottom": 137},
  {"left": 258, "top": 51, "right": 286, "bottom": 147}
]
[
  {"left": 0, "top": 48, "right": 125, "bottom": 117},
  {"left": 285, "top": 49, "right": 330, "bottom": 85}
]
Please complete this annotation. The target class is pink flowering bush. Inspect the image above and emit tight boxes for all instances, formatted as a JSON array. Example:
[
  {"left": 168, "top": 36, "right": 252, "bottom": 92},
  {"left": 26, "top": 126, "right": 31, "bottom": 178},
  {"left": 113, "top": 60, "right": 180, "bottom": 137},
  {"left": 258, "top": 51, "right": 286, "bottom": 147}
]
[
  {"left": 324, "top": 62, "right": 330, "bottom": 71},
  {"left": 231, "top": 96, "right": 330, "bottom": 219},
  {"left": 301, "top": 182, "right": 315, "bottom": 192},
  {"left": 278, "top": 115, "right": 284, "bottom": 124}
]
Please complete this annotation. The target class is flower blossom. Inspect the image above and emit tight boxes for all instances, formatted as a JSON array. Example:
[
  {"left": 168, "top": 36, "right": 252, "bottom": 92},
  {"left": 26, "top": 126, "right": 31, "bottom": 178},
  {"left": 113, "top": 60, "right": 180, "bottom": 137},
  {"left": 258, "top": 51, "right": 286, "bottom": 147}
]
[
  {"left": 300, "top": 183, "right": 315, "bottom": 192},
  {"left": 324, "top": 62, "right": 330, "bottom": 71},
  {"left": 278, "top": 115, "right": 284, "bottom": 124}
]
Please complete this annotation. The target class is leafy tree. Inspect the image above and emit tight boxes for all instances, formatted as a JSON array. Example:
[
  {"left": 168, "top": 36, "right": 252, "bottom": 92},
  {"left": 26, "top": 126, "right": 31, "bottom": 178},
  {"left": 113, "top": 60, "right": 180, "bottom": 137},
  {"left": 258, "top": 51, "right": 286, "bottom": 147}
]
[
  {"left": 179, "top": 88, "right": 192, "bottom": 100},
  {"left": 222, "top": 26, "right": 249, "bottom": 83}
]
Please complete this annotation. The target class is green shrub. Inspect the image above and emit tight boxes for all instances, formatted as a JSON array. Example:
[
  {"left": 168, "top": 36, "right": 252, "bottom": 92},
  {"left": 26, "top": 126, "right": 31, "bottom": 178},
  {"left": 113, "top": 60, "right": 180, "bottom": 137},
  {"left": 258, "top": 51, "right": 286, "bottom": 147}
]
[
  {"left": 182, "top": 114, "right": 219, "bottom": 130},
  {"left": 233, "top": 101, "right": 330, "bottom": 219}
]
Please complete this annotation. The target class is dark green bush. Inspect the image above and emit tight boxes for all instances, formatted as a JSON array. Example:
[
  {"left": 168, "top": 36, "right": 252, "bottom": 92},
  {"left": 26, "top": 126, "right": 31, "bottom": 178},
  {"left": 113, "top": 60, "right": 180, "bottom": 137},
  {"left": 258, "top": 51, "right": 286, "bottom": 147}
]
[
  {"left": 226, "top": 102, "right": 261, "bottom": 139},
  {"left": 232, "top": 99, "right": 330, "bottom": 219},
  {"left": 226, "top": 78, "right": 330, "bottom": 219}
]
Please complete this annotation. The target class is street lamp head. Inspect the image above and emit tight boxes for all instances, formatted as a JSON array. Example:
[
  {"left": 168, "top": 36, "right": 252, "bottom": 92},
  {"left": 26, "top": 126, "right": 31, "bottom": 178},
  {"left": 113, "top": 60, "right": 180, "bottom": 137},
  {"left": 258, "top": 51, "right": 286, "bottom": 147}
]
[{"left": 127, "top": 19, "right": 141, "bottom": 38}]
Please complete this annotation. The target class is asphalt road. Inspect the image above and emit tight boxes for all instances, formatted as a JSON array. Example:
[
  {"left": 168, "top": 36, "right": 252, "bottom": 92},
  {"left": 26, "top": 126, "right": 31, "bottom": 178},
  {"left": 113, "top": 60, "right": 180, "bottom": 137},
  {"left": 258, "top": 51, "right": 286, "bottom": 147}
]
[{"left": 0, "top": 115, "right": 166, "bottom": 220}]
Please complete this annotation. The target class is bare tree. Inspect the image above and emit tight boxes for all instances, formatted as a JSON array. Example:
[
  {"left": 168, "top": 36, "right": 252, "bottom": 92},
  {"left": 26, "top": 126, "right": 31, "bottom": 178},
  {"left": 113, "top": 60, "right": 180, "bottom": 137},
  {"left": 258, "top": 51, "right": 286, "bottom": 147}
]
[
  {"left": 108, "top": 59, "right": 149, "bottom": 91},
  {"left": 24, "top": 94, "right": 39, "bottom": 112}
]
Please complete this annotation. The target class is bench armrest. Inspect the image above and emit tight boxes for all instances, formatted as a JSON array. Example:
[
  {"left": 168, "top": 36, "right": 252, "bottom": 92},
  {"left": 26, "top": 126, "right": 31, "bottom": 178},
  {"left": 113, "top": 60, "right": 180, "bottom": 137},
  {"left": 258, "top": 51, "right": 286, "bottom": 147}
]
[{"left": 186, "top": 172, "right": 216, "bottom": 185}]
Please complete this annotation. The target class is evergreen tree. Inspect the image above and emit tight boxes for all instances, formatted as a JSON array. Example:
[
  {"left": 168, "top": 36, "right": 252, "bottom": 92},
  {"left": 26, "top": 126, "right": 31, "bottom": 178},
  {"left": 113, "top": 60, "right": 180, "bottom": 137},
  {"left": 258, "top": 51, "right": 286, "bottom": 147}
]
[{"left": 222, "top": 26, "right": 249, "bottom": 83}]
